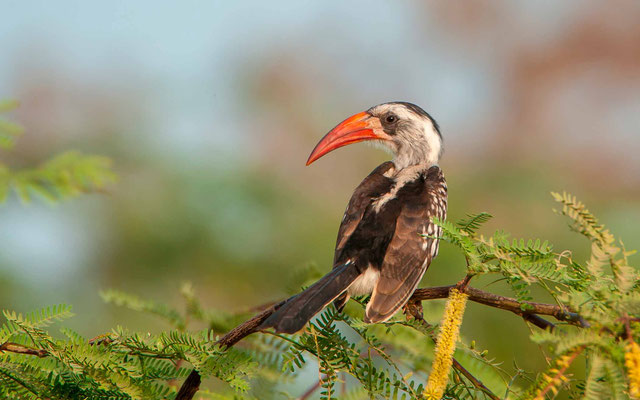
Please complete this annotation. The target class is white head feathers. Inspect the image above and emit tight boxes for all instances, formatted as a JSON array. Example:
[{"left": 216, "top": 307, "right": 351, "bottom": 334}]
[{"left": 367, "top": 102, "right": 443, "bottom": 169}]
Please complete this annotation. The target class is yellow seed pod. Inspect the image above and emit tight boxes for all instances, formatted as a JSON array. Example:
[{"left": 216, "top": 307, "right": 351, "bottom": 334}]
[
  {"left": 626, "top": 341, "right": 640, "bottom": 399},
  {"left": 424, "top": 288, "right": 469, "bottom": 399}
]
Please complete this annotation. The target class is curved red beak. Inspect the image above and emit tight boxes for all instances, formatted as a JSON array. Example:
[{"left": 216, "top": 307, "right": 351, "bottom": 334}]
[{"left": 306, "top": 111, "right": 384, "bottom": 165}]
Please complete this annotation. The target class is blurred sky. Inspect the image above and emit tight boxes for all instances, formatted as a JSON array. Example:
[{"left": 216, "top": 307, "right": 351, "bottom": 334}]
[
  {"left": 2, "top": 0, "right": 489, "bottom": 160},
  {"left": 2, "top": 1, "right": 636, "bottom": 162},
  {"left": 0, "top": 1, "right": 639, "bottom": 368}
]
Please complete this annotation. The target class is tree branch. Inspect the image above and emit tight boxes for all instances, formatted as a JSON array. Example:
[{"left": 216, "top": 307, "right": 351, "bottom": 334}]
[
  {"left": 297, "top": 378, "right": 321, "bottom": 400},
  {"left": 411, "top": 285, "right": 588, "bottom": 328},
  {"left": 0, "top": 342, "right": 48, "bottom": 357},
  {"left": 523, "top": 313, "right": 556, "bottom": 331},
  {"left": 175, "top": 298, "right": 290, "bottom": 400},
  {"left": 451, "top": 358, "right": 499, "bottom": 400},
  {"left": 217, "top": 298, "right": 289, "bottom": 348}
]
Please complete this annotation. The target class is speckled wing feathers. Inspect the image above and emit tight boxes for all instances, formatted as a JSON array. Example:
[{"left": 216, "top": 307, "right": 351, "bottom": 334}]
[{"left": 365, "top": 166, "right": 447, "bottom": 323}]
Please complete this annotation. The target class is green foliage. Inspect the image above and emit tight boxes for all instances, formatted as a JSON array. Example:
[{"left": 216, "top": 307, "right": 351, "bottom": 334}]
[
  {"left": 0, "top": 99, "right": 116, "bottom": 203},
  {"left": 0, "top": 293, "right": 257, "bottom": 400},
  {"left": 436, "top": 192, "right": 639, "bottom": 399},
  {"left": 0, "top": 100, "right": 23, "bottom": 150},
  {"left": 456, "top": 212, "right": 493, "bottom": 235},
  {"left": 101, "top": 289, "right": 187, "bottom": 331},
  {"left": 9, "top": 151, "right": 116, "bottom": 203}
]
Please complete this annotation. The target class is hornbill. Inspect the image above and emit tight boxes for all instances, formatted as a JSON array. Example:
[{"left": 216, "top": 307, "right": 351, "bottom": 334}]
[{"left": 261, "top": 102, "right": 446, "bottom": 334}]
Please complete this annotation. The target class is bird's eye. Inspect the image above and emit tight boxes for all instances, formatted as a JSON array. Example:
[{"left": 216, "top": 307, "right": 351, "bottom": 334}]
[{"left": 385, "top": 115, "right": 397, "bottom": 123}]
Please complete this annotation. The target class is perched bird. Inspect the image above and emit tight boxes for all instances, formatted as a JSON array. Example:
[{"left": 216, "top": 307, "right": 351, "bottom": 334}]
[{"left": 261, "top": 102, "right": 447, "bottom": 334}]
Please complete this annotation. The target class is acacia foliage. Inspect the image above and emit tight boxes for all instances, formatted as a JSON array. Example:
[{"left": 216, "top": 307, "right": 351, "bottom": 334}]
[
  {"left": 0, "top": 100, "right": 116, "bottom": 203},
  {"left": 437, "top": 193, "right": 640, "bottom": 399}
]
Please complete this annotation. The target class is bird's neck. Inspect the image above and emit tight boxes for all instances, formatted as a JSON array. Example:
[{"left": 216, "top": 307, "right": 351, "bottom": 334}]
[
  {"left": 392, "top": 144, "right": 440, "bottom": 170},
  {"left": 392, "top": 153, "right": 438, "bottom": 171},
  {"left": 384, "top": 160, "right": 434, "bottom": 180}
]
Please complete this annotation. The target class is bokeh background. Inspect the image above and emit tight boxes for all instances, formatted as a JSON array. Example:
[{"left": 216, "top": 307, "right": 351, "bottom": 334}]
[{"left": 1, "top": 0, "right": 639, "bottom": 396}]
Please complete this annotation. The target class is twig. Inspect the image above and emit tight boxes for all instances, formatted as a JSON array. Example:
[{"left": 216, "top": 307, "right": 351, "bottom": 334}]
[
  {"left": 174, "top": 367, "right": 201, "bottom": 400},
  {"left": 523, "top": 314, "right": 556, "bottom": 331},
  {"left": 298, "top": 379, "right": 321, "bottom": 400},
  {"left": 457, "top": 274, "right": 474, "bottom": 292},
  {"left": 533, "top": 346, "right": 584, "bottom": 400},
  {"left": 175, "top": 298, "right": 290, "bottom": 400},
  {"left": 452, "top": 358, "right": 500, "bottom": 400},
  {"left": 0, "top": 342, "right": 48, "bottom": 358}
]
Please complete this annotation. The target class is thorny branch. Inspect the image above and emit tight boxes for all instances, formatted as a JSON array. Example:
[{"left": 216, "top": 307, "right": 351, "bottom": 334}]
[{"left": 175, "top": 284, "right": 588, "bottom": 399}]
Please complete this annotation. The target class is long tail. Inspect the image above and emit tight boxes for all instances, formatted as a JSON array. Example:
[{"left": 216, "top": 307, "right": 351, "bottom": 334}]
[{"left": 259, "top": 263, "right": 360, "bottom": 334}]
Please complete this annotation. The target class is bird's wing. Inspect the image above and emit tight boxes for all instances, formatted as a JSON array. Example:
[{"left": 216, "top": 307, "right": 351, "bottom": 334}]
[
  {"left": 333, "top": 161, "right": 394, "bottom": 264},
  {"left": 365, "top": 166, "right": 447, "bottom": 323}
]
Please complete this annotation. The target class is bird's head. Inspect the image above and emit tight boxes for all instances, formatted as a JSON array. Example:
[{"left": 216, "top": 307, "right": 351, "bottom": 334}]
[{"left": 306, "top": 102, "right": 442, "bottom": 169}]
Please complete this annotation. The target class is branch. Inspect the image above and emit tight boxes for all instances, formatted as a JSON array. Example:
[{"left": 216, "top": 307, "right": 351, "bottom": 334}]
[
  {"left": 452, "top": 358, "right": 499, "bottom": 400},
  {"left": 0, "top": 342, "right": 48, "bottom": 357},
  {"left": 523, "top": 313, "right": 556, "bottom": 331},
  {"left": 217, "top": 298, "right": 289, "bottom": 348},
  {"left": 297, "top": 378, "right": 321, "bottom": 400},
  {"left": 176, "top": 298, "right": 290, "bottom": 400},
  {"left": 411, "top": 285, "right": 588, "bottom": 328},
  {"left": 533, "top": 346, "right": 584, "bottom": 400}
]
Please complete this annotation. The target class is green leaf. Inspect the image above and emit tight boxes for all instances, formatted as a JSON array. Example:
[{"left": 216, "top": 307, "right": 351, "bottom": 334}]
[{"left": 456, "top": 212, "right": 493, "bottom": 235}]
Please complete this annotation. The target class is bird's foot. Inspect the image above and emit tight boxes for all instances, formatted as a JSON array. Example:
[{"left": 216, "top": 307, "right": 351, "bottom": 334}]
[{"left": 403, "top": 300, "right": 424, "bottom": 322}]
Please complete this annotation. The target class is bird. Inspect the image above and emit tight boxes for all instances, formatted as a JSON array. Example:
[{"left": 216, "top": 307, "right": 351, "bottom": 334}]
[{"left": 260, "top": 101, "right": 447, "bottom": 334}]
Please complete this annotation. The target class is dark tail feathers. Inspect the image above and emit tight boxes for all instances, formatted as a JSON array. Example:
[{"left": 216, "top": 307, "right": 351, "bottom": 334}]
[{"left": 259, "top": 263, "right": 360, "bottom": 334}]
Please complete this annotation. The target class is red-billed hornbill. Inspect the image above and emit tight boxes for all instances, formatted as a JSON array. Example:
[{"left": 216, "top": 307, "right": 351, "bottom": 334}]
[{"left": 261, "top": 102, "right": 446, "bottom": 334}]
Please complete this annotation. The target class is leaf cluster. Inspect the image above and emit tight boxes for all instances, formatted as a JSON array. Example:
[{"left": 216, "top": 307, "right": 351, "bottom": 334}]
[
  {"left": 0, "top": 99, "right": 116, "bottom": 203},
  {"left": 436, "top": 192, "right": 640, "bottom": 399}
]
